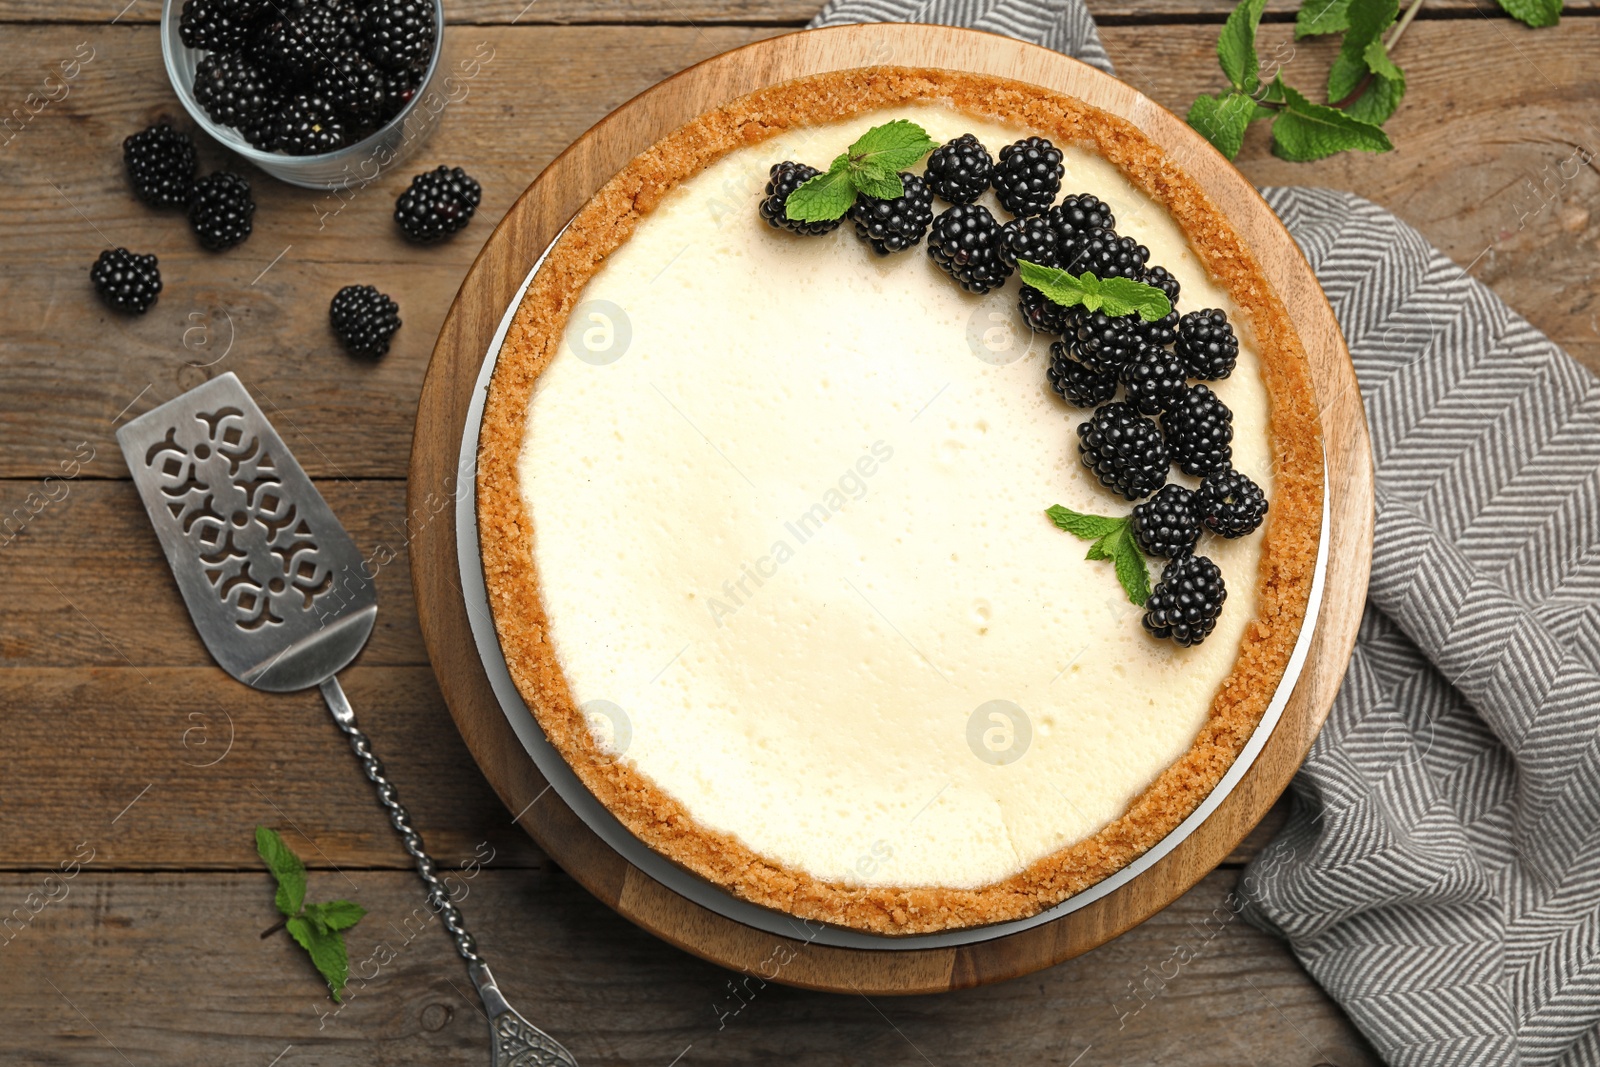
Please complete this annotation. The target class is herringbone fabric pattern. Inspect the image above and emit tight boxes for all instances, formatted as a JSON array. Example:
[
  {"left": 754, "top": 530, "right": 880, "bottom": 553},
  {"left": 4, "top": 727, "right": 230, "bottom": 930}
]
[{"left": 810, "top": 4, "right": 1600, "bottom": 1064}]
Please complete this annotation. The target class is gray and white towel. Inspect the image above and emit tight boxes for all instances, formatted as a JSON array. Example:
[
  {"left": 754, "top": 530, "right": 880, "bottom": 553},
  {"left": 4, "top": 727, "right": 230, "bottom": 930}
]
[{"left": 814, "top": 3, "right": 1600, "bottom": 1064}]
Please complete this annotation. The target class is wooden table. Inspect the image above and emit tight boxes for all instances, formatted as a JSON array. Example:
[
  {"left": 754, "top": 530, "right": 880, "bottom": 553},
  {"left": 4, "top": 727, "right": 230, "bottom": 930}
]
[{"left": 2, "top": 2, "right": 1593, "bottom": 1063}]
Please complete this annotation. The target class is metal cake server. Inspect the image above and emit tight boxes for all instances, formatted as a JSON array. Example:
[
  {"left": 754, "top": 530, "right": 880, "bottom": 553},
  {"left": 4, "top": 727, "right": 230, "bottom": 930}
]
[{"left": 117, "top": 372, "right": 578, "bottom": 1067}]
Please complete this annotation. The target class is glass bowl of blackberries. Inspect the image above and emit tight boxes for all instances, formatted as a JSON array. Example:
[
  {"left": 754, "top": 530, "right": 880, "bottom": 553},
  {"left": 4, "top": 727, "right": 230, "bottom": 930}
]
[{"left": 161, "top": 0, "right": 445, "bottom": 188}]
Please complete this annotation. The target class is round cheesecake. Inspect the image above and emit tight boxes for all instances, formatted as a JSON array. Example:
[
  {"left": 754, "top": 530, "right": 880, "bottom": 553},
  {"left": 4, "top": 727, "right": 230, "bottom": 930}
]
[{"left": 478, "top": 69, "right": 1323, "bottom": 935}]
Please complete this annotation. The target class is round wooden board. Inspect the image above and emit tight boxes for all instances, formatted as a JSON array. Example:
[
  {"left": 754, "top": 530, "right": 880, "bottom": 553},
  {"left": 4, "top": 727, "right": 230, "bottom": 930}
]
[{"left": 409, "top": 23, "right": 1374, "bottom": 996}]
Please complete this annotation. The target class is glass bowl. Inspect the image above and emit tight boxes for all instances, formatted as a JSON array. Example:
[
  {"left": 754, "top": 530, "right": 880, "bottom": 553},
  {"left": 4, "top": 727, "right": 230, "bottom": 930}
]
[{"left": 160, "top": 0, "right": 446, "bottom": 189}]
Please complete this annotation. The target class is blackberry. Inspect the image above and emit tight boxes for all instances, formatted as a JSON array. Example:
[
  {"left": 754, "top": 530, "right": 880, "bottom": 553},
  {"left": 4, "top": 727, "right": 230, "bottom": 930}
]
[
  {"left": 259, "top": 5, "right": 345, "bottom": 82},
  {"left": 926, "top": 204, "right": 1011, "bottom": 293},
  {"left": 1131, "top": 485, "right": 1200, "bottom": 559},
  {"left": 1143, "top": 554, "right": 1227, "bottom": 647},
  {"left": 849, "top": 171, "right": 934, "bottom": 255},
  {"left": 178, "top": 0, "right": 267, "bottom": 52},
  {"left": 1142, "top": 264, "right": 1181, "bottom": 305},
  {"left": 90, "top": 248, "right": 161, "bottom": 314},
  {"left": 1161, "top": 384, "right": 1234, "bottom": 476},
  {"left": 1120, "top": 343, "right": 1188, "bottom": 416},
  {"left": 999, "top": 214, "right": 1060, "bottom": 269},
  {"left": 993, "top": 136, "right": 1063, "bottom": 217},
  {"left": 187, "top": 171, "right": 255, "bottom": 251},
  {"left": 758, "top": 161, "right": 842, "bottom": 237},
  {"left": 1176, "top": 308, "right": 1239, "bottom": 380},
  {"left": 1060, "top": 227, "right": 1149, "bottom": 279},
  {"left": 1077, "top": 401, "right": 1169, "bottom": 500},
  {"left": 1019, "top": 284, "right": 1074, "bottom": 336},
  {"left": 272, "top": 94, "right": 346, "bottom": 155},
  {"left": 1194, "top": 468, "right": 1268, "bottom": 538},
  {"left": 381, "top": 65, "right": 424, "bottom": 117},
  {"left": 1070, "top": 310, "right": 1141, "bottom": 376},
  {"left": 1047, "top": 342, "right": 1116, "bottom": 407},
  {"left": 1047, "top": 193, "right": 1115, "bottom": 240},
  {"left": 193, "top": 52, "right": 279, "bottom": 144},
  {"left": 329, "top": 284, "right": 402, "bottom": 358},
  {"left": 394, "top": 165, "right": 482, "bottom": 243},
  {"left": 361, "top": 0, "right": 437, "bottom": 72},
  {"left": 123, "top": 124, "right": 197, "bottom": 209},
  {"left": 923, "top": 132, "right": 992, "bottom": 204},
  {"left": 316, "top": 50, "right": 387, "bottom": 124}
]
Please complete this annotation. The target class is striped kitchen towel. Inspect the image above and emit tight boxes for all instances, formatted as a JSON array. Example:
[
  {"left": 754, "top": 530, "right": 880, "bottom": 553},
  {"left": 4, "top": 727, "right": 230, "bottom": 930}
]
[{"left": 815, "top": 3, "right": 1600, "bottom": 1064}]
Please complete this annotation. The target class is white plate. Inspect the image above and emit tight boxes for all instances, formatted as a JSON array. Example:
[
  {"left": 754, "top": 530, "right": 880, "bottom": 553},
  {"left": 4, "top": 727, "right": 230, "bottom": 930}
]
[{"left": 454, "top": 239, "right": 1330, "bottom": 951}]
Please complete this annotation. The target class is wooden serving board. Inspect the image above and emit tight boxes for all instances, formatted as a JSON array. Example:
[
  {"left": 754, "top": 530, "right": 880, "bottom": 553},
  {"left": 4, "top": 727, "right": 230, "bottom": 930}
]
[{"left": 408, "top": 22, "right": 1374, "bottom": 995}]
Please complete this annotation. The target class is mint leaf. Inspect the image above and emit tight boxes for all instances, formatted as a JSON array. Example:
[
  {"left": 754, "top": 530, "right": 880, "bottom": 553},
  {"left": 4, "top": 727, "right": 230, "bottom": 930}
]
[
  {"left": 1047, "top": 507, "right": 1152, "bottom": 606},
  {"left": 1218, "top": 0, "right": 1270, "bottom": 94},
  {"left": 287, "top": 915, "right": 351, "bottom": 1002},
  {"left": 1328, "top": 0, "right": 1397, "bottom": 103},
  {"left": 304, "top": 899, "right": 366, "bottom": 933},
  {"left": 1271, "top": 79, "right": 1393, "bottom": 161},
  {"left": 1297, "top": 0, "right": 1353, "bottom": 36},
  {"left": 1345, "top": 38, "right": 1406, "bottom": 124},
  {"left": 844, "top": 119, "right": 939, "bottom": 175},
  {"left": 852, "top": 169, "right": 905, "bottom": 201},
  {"left": 1188, "top": 92, "right": 1257, "bottom": 159},
  {"left": 1098, "top": 277, "right": 1173, "bottom": 322},
  {"left": 255, "top": 826, "right": 306, "bottom": 918},
  {"left": 785, "top": 162, "right": 857, "bottom": 222},
  {"left": 1497, "top": 0, "right": 1561, "bottom": 26},
  {"left": 1018, "top": 261, "right": 1171, "bottom": 323}
]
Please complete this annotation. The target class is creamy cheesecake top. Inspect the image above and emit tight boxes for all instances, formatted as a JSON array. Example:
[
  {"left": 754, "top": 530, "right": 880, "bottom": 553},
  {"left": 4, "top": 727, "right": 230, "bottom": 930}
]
[{"left": 512, "top": 104, "right": 1275, "bottom": 891}]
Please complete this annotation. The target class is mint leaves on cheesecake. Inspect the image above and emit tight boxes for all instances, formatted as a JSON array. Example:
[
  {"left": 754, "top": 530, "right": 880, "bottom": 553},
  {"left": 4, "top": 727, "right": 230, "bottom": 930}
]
[
  {"left": 1046, "top": 506, "right": 1152, "bottom": 606},
  {"left": 1017, "top": 259, "right": 1173, "bottom": 323},
  {"left": 784, "top": 120, "right": 939, "bottom": 222}
]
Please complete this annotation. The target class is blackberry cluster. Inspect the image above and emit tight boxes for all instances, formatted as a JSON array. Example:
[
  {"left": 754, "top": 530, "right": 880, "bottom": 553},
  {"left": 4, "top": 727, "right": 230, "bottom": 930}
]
[
  {"left": 993, "top": 136, "right": 1064, "bottom": 217},
  {"left": 927, "top": 204, "right": 1012, "bottom": 293},
  {"left": 123, "top": 124, "right": 197, "bottom": 209},
  {"left": 758, "top": 161, "right": 842, "bottom": 237},
  {"left": 1194, "top": 468, "right": 1268, "bottom": 538},
  {"left": 1070, "top": 310, "right": 1141, "bottom": 377},
  {"left": 1019, "top": 283, "right": 1075, "bottom": 336},
  {"left": 394, "top": 165, "right": 481, "bottom": 242},
  {"left": 329, "top": 284, "right": 402, "bottom": 358},
  {"left": 1048, "top": 194, "right": 1115, "bottom": 240},
  {"left": 1142, "top": 555, "right": 1227, "bottom": 647},
  {"left": 1120, "top": 343, "right": 1188, "bottom": 416},
  {"left": 90, "top": 248, "right": 162, "bottom": 314},
  {"left": 187, "top": 171, "right": 255, "bottom": 250},
  {"left": 1060, "top": 228, "right": 1149, "bottom": 279},
  {"left": 1131, "top": 485, "right": 1200, "bottom": 559},
  {"left": 1136, "top": 266, "right": 1182, "bottom": 348},
  {"left": 849, "top": 172, "right": 934, "bottom": 255},
  {"left": 1047, "top": 343, "right": 1116, "bottom": 408},
  {"left": 1077, "top": 401, "right": 1169, "bottom": 500},
  {"left": 1176, "top": 308, "right": 1239, "bottom": 380},
  {"left": 923, "top": 133, "right": 992, "bottom": 205},
  {"left": 998, "top": 214, "right": 1059, "bottom": 269},
  {"left": 1161, "top": 384, "right": 1234, "bottom": 476},
  {"left": 182, "top": 0, "right": 434, "bottom": 155}
]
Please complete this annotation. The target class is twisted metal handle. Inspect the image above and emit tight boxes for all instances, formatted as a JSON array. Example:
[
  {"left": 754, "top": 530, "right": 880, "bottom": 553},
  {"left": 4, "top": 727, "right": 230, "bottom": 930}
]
[{"left": 320, "top": 676, "right": 481, "bottom": 965}]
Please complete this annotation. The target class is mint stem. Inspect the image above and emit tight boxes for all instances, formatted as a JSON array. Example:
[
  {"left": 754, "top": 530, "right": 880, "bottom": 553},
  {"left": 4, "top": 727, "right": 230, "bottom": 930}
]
[
  {"left": 1329, "top": 0, "right": 1423, "bottom": 109},
  {"left": 260, "top": 917, "right": 289, "bottom": 939}
]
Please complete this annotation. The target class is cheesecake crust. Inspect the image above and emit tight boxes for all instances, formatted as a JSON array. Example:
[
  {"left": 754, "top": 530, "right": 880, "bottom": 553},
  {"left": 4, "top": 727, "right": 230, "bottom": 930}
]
[{"left": 478, "top": 68, "right": 1324, "bottom": 935}]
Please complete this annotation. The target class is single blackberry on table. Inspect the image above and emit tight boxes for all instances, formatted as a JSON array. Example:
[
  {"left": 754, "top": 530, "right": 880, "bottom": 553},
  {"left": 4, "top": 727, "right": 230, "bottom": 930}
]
[
  {"left": 395, "top": 165, "right": 482, "bottom": 243},
  {"left": 1161, "top": 384, "right": 1234, "bottom": 476},
  {"left": 923, "top": 132, "right": 993, "bottom": 205},
  {"left": 1077, "top": 401, "right": 1169, "bottom": 500},
  {"left": 758, "top": 161, "right": 843, "bottom": 237},
  {"left": 1143, "top": 554, "right": 1227, "bottom": 647},
  {"left": 926, "top": 203, "right": 1011, "bottom": 293},
  {"left": 259, "top": 4, "right": 345, "bottom": 82},
  {"left": 849, "top": 171, "right": 934, "bottom": 255},
  {"left": 329, "top": 284, "right": 402, "bottom": 358},
  {"left": 361, "top": 0, "right": 437, "bottom": 72},
  {"left": 1120, "top": 342, "right": 1189, "bottom": 416},
  {"left": 993, "top": 136, "right": 1064, "bottom": 217},
  {"left": 998, "top": 214, "right": 1060, "bottom": 269},
  {"left": 1060, "top": 227, "right": 1149, "bottom": 279},
  {"left": 1047, "top": 342, "right": 1117, "bottom": 408},
  {"left": 1070, "top": 309, "right": 1142, "bottom": 376},
  {"left": 123, "top": 124, "right": 197, "bottom": 209},
  {"left": 193, "top": 52, "right": 279, "bottom": 142},
  {"left": 1194, "top": 467, "right": 1268, "bottom": 538},
  {"left": 178, "top": 0, "right": 267, "bottom": 52},
  {"left": 1019, "top": 283, "right": 1075, "bottom": 336},
  {"left": 90, "top": 248, "right": 161, "bottom": 314},
  {"left": 316, "top": 50, "right": 387, "bottom": 124},
  {"left": 1131, "top": 485, "right": 1200, "bottom": 559},
  {"left": 187, "top": 171, "right": 255, "bottom": 251},
  {"left": 272, "top": 94, "right": 346, "bottom": 155},
  {"left": 1047, "top": 193, "right": 1115, "bottom": 241},
  {"left": 1176, "top": 308, "right": 1240, "bottom": 380}
]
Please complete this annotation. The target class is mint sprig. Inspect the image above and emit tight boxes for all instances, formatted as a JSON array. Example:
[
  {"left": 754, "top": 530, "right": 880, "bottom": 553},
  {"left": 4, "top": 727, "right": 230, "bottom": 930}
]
[
  {"left": 1046, "top": 506, "right": 1151, "bottom": 606},
  {"left": 1018, "top": 260, "right": 1172, "bottom": 323},
  {"left": 256, "top": 826, "right": 367, "bottom": 1002},
  {"left": 785, "top": 119, "right": 939, "bottom": 223}
]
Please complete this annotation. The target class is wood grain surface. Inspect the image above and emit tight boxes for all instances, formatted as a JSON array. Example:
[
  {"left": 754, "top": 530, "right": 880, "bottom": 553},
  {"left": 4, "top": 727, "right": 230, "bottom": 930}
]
[{"left": 1, "top": 0, "right": 1593, "bottom": 1061}]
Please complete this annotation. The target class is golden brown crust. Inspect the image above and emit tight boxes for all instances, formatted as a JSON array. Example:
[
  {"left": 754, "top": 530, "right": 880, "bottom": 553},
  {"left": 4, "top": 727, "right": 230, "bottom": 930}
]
[{"left": 478, "top": 68, "right": 1324, "bottom": 935}]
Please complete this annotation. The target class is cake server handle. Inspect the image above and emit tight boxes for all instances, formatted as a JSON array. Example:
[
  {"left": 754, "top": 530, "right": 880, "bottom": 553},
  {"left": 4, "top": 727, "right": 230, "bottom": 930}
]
[{"left": 319, "top": 677, "right": 580, "bottom": 1067}]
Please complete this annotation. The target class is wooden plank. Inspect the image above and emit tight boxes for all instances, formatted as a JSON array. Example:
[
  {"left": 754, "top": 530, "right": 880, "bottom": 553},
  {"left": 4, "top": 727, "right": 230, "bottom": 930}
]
[
  {"left": 1, "top": 21, "right": 1595, "bottom": 480},
  {"left": 0, "top": 868, "right": 1378, "bottom": 1065}
]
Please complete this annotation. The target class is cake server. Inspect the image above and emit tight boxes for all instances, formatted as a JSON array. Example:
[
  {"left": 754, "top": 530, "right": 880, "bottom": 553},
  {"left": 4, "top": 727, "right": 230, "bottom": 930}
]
[{"left": 117, "top": 372, "right": 578, "bottom": 1067}]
